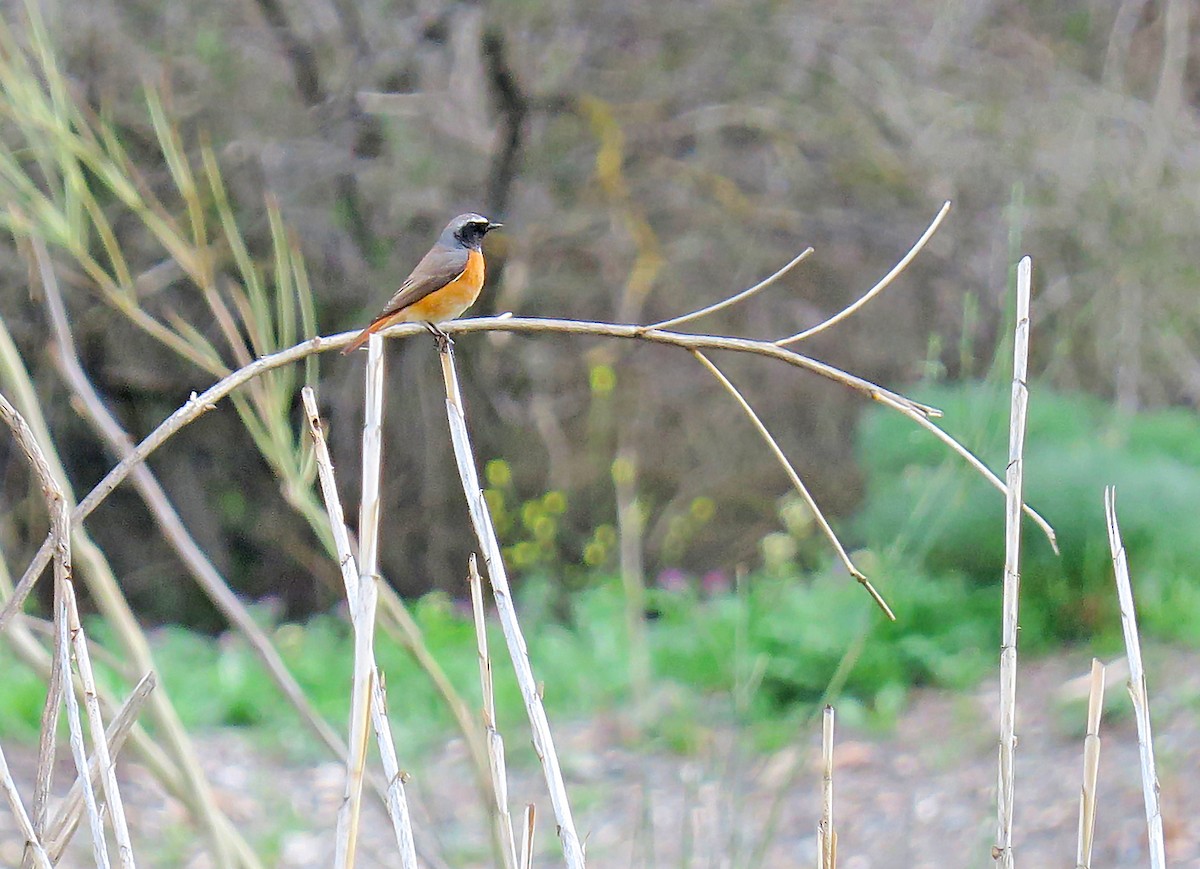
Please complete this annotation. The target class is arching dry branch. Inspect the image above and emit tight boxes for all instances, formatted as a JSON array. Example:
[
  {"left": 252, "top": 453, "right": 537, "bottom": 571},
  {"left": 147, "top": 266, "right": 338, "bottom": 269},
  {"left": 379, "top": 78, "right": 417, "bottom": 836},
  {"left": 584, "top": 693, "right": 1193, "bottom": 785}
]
[{"left": 2, "top": 305, "right": 1057, "bottom": 632}]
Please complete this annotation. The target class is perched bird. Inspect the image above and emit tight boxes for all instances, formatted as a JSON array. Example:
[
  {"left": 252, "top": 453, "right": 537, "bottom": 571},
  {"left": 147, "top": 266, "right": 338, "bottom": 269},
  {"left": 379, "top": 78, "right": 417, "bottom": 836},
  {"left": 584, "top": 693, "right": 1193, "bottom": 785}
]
[{"left": 342, "top": 212, "right": 503, "bottom": 354}]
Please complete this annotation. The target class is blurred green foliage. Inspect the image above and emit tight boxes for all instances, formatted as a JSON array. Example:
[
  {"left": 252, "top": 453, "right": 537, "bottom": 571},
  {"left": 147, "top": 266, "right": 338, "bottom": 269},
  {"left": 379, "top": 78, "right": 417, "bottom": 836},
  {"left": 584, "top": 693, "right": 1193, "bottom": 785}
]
[
  {"left": 853, "top": 381, "right": 1200, "bottom": 642},
  {"left": 0, "top": 561, "right": 1003, "bottom": 751}
]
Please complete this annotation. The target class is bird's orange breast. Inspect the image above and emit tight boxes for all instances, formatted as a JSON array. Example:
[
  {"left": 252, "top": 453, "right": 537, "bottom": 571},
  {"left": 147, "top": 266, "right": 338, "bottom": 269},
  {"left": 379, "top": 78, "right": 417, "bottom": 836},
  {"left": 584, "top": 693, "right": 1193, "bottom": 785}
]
[{"left": 400, "top": 248, "right": 485, "bottom": 323}]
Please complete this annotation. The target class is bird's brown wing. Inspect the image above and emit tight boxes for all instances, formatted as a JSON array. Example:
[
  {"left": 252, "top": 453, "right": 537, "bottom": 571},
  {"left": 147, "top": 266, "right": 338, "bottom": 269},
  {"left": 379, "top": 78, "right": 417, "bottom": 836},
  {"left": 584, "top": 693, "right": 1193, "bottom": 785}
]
[
  {"left": 341, "top": 244, "right": 471, "bottom": 354},
  {"left": 374, "top": 245, "right": 470, "bottom": 321}
]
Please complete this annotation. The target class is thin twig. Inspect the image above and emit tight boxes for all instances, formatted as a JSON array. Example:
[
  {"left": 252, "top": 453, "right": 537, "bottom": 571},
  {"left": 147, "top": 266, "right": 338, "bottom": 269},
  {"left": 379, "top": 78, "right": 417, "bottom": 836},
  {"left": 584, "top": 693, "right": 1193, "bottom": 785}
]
[
  {"left": 0, "top": 738, "right": 53, "bottom": 869},
  {"left": 47, "top": 672, "right": 155, "bottom": 863},
  {"left": 1075, "top": 659, "right": 1105, "bottom": 869},
  {"left": 1104, "top": 487, "right": 1166, "bottom": 868},
  {"left": 775, "top": 202, "right": 951, "bottom": 346},
  {"left": 994, "top": 255, "right": 1031, "bottom": 869},
  {"left": 643, "top": 247, "right": 813, "bottom": 332},
  {"left": 818, "top": 705, "right": 836, "bottom": 869},
  {"left": 439, "top": 343, "right": 585, "bottom": 868},
  {"left": 692, "top": 350, "right": 893, "bottom": 619},
  {"left": 302, "top": 384, "right": 418, "bottom": 868},
  {"left": 3, "top": 314, "right": 1056, "bottom": 631},
  {"left": 469, "top": 554, "right": 519, "bottom": 869}
]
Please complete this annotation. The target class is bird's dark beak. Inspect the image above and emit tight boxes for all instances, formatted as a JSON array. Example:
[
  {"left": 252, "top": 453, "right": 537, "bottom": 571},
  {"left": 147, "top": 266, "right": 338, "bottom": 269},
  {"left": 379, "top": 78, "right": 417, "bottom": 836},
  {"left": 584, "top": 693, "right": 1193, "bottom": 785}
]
[{"left": 487, "top": 222, "right": 504, "bottom": 232}]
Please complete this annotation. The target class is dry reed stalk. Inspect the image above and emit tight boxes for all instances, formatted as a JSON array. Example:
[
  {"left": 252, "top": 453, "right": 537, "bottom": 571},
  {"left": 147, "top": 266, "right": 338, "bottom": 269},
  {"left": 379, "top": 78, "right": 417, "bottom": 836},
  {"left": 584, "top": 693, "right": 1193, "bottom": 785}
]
[
  {"left": 1103, "top": 487, "right": 1166, "bottom": 868},
  {"left": 335, "top": 333, "right": 384, "bottom": 868},
  {"left": 692, "top": 350, "right": 893, "bottom": 619},
  {"left": 817, "top": 705, "right": 837, "bottom": 869},
  {"left": 643, "top": 247, "right": 813, "bottom": 332},
  {"left": 519, "top": 804, "right": 536, "bottom": 869},
  {"left": 994, "top": 255, "right": 1032, "bottom": 869},
  {"left": 1075, "top": 659, "right": 1105, "bottom": 869},
  {"left": 775, "top": 201, "right": 951, "bottom": 346},
  {"left": 3, "top": 312, "right": 1061, "bottom": 631},
  {"left": 438, "top": 343, "right": 585, "bottom": 868},
  {"left": 301, "top": 385, "right": 418, "bottom": 867},
  {"left": 468, "top": 554, "right": 519, "bottom": 869},
  {"left": 40, "top": 252, "right": 348, "bottom": 763},
  {"left": 47, "top": 672, "right": 155, "bottom": 863},
  {"left": 326, "top": 334, "right": 417, "bottom": 869},
  {"left": 0, "top": 738, "right": 53, "bottom": 869}
]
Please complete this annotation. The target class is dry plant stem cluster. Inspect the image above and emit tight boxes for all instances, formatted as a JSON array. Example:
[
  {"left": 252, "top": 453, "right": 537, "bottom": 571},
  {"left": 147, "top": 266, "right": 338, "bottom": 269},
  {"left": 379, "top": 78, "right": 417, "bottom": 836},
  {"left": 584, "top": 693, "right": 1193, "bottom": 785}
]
[
  {"left": 439, "top": 344, "right": 585, "bottom": 868},
  {"left": 0, "top": 252, "right": 274, "bottom": 869},
  {"left": 36, "top": 238, "right": 350, "bottom": 763},
  {"left": 0, "top": 393, "right": 133, "bottom": 867},
  {"left": 300, "top": 380, "right": 418, "bottom": 869},
  {"left": 1104, "top": 488, "right": 1166, "bottom": 868},
  {"left": 995, "top": 256, "right": 1032, "bottom": 868}
]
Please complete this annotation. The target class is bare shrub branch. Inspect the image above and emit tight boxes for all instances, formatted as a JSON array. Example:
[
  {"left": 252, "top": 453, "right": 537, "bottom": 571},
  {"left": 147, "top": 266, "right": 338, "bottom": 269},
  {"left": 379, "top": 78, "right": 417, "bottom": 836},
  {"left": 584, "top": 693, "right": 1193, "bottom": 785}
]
[{"left": 3, "top": 314, "right": 1054, "bottom": 636}]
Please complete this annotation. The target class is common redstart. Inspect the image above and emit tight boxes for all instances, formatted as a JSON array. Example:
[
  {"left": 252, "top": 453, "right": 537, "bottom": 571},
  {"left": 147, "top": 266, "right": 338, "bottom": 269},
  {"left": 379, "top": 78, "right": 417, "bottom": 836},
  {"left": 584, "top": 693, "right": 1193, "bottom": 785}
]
[{"left": 342, "top": 212, "right": 503, "bottom": 354}]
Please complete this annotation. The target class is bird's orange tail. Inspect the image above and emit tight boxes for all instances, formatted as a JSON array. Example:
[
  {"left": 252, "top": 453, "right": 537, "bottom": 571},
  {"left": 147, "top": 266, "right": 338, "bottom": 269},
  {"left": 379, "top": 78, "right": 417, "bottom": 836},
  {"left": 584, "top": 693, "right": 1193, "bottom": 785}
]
[{"left": 341, "top": 320, "right": 383, "bottom": 355}]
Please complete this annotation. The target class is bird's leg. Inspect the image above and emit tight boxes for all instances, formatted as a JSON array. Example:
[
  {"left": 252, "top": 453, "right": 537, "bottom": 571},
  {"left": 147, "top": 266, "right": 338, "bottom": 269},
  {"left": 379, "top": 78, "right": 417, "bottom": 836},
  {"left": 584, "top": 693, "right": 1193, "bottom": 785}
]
[{"left": 425, "top": 321, "right": 454, "bottom": 352}]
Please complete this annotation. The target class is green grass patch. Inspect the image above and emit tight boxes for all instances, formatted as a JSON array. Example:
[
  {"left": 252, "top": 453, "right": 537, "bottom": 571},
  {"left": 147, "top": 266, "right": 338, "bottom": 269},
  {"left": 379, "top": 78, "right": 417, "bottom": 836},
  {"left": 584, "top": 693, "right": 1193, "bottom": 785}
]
[{"left": 854, "top": 381, "right": 1200, "bottom": 642}]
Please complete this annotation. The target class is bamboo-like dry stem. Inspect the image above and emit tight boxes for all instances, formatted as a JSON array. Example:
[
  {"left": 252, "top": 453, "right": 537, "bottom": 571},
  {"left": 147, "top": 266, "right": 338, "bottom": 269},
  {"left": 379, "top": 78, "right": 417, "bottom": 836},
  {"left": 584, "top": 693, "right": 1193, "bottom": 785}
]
[
  {"left": 0, "top": 737, "right": 53, "bottom": 869},
  {"left": 775, "top": 201, "right": 951, "bottom": 346},
  {"left": 692, "top": 350, "right": 893, "bottom": 619},
  {"left": 1075, "top": 659, "right": 1105, "bottom": 869},
  {"left": 469, "top": 554, "right": 519, "bottom": 869},
  {"left": 301, "top": 385, "right": 418, "bottom": 868},
  {"left": 4, "top": 313, "right": 1059, "bottom": 632},
  {"left": 1104, "top": 487, "right": 1166, "bottom": 868},
  {"left": 818, "top": 705, "right": 836, "bottom": 869},
  {"left": 335, "top": 334, "right": 404, "bottom": 868},
  {"left": 994, "top": 255, "right": 1032, "bottom": 869},
  {"left": 643, "top": 247, "right": 813, "bottom": 332},
  {"left": 438, "top": 343, "right": 585, "bottom": 868},
  {"left": 47, "top": 672, "right": 155, "bottom": 862},
  {"left": 519, "top": 804, "right": 536, "bottom": 869}
]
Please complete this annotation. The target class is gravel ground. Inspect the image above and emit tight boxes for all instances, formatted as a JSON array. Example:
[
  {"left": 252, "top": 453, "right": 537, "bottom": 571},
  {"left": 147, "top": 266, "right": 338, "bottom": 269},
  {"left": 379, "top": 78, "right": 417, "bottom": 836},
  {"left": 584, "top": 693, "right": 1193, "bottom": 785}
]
[{"left": 4, "top": 646, "right": 1200, "bottom": 868}]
